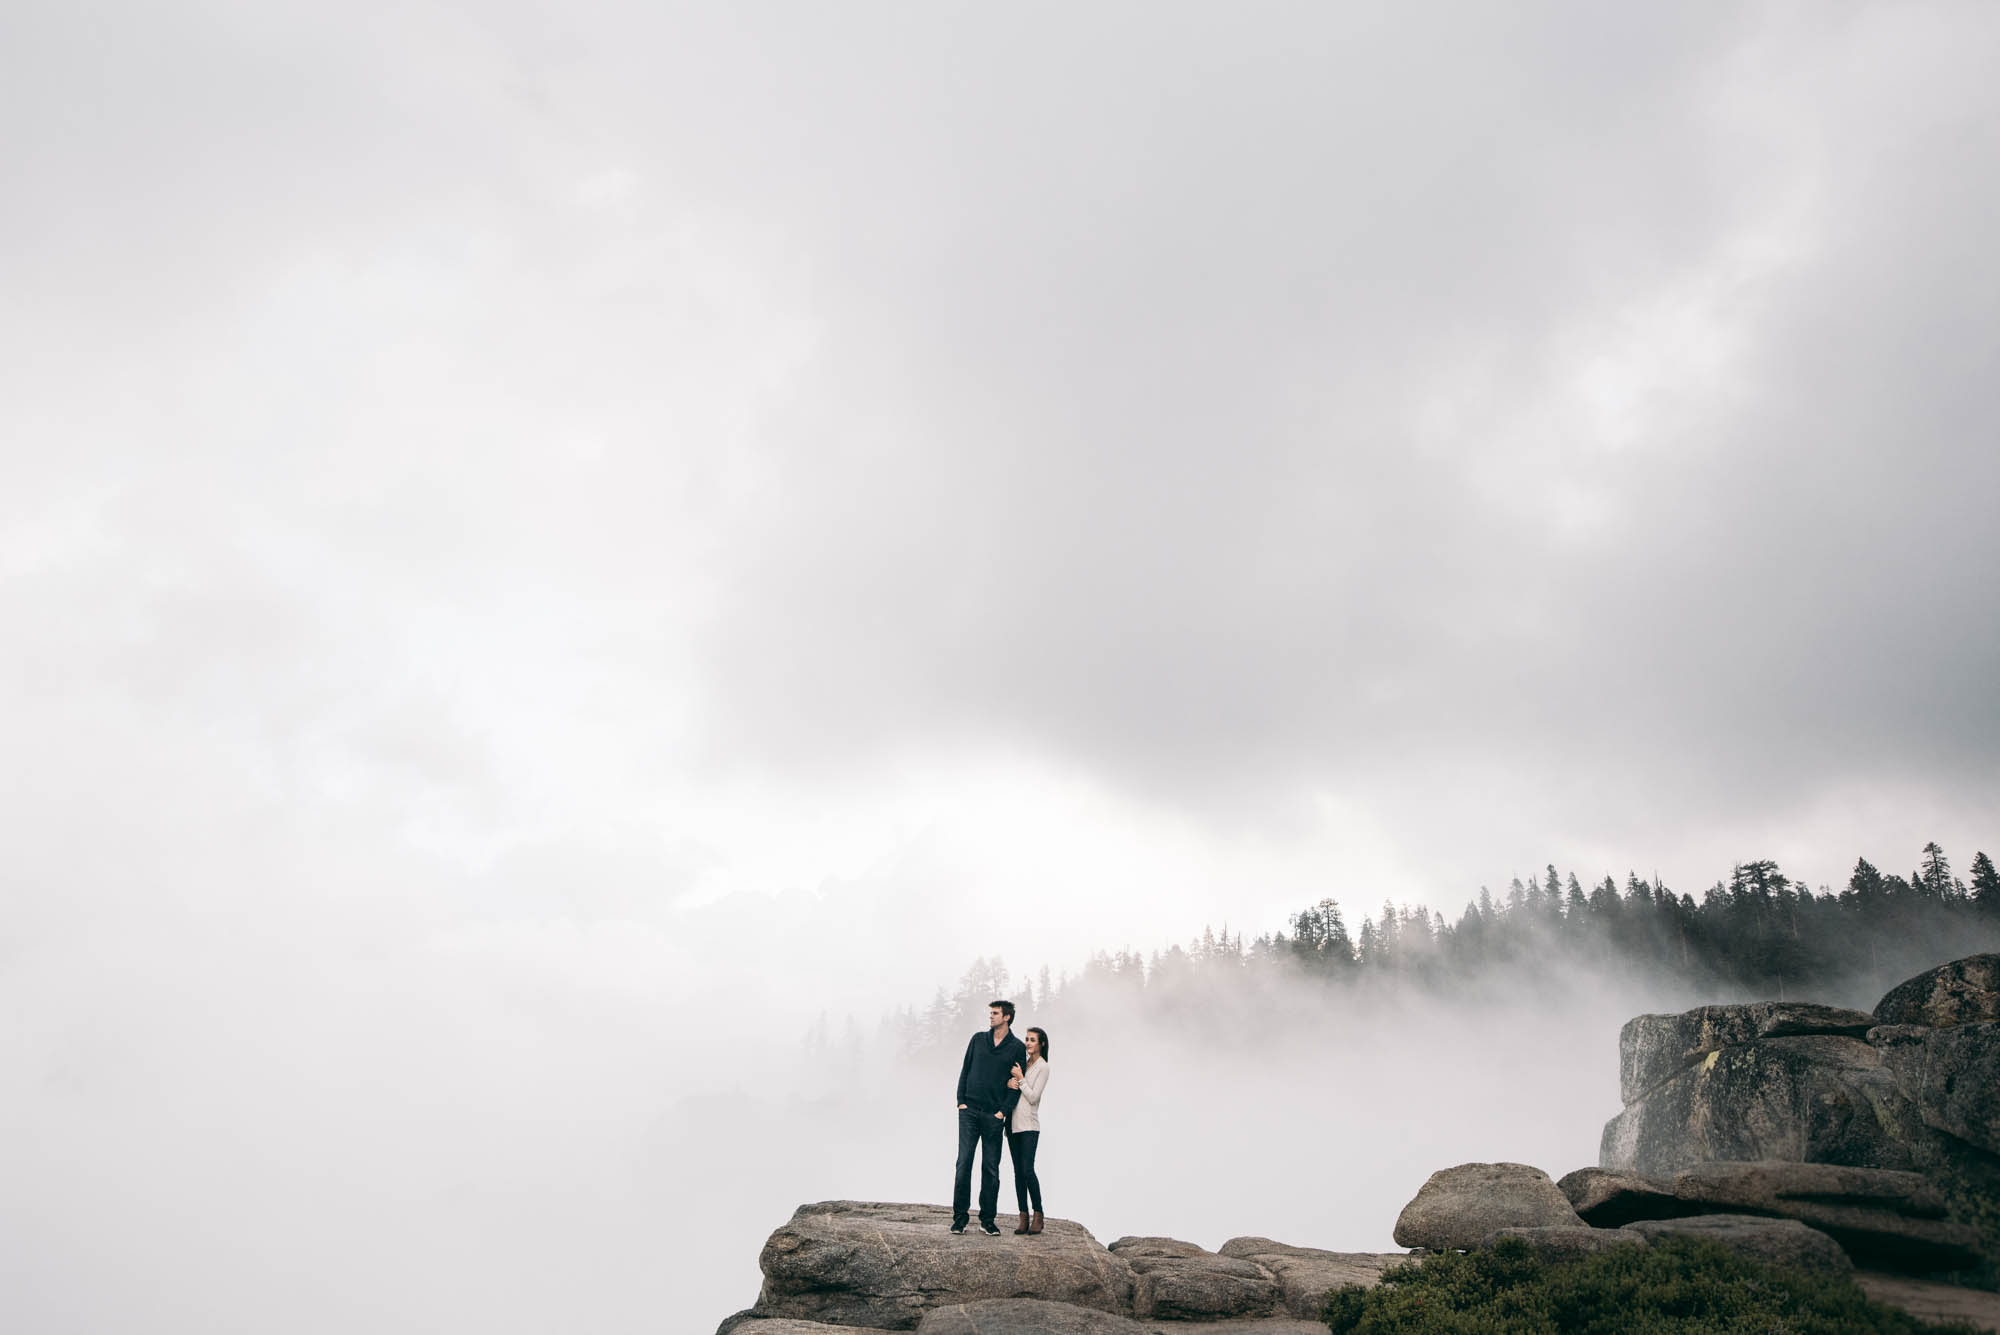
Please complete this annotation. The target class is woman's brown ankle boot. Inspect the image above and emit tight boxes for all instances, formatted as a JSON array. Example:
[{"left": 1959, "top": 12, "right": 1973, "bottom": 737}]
[
  {"left": 1028, "top": 1212, "right": 1044, "bottom": 1235},
  {"left": 1013, "top": 1211, "right": 1030, "bottom": 1234}
]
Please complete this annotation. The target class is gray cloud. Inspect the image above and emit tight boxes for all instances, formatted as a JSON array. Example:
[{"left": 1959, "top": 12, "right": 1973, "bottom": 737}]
[
  {"left": 3, "top": 4, "right": 1991, "bottom": 951},
  {"left": 663, "top": 4, "right": 2000, "bottom": 851}
]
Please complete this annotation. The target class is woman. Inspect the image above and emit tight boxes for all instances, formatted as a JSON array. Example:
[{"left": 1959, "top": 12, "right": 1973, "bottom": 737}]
[{"left": 1006, "top": 1026, "right": 1050, "bottom": 1235}]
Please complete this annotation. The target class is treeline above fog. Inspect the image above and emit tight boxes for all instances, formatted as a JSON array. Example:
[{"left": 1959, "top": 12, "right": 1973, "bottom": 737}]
[{"left": 869, "top": 841, "right": 2000, "bottom": 1056}]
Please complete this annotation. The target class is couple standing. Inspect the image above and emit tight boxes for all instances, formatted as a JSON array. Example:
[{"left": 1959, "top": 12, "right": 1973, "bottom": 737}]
[{"left": 951, "top": 999, "right": 1051, "bottom": 1236}]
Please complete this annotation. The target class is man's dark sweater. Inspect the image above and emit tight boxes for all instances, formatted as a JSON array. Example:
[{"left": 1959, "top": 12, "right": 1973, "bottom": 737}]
[{"left": 956, "top": 1028, "right": 1027, "bottom": 1117}]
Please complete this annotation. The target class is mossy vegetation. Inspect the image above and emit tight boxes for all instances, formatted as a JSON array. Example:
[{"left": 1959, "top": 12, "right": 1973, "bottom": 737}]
[
  {"left": 1928, "top": 1158, "right": 2000, "bottom": 1292},
  {"left": 1322, "top": 1236, "right": 1982, "bottom": 1334}
]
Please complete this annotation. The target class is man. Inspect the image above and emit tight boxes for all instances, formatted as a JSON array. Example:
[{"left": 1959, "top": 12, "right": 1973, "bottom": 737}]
[{"left": 951, "top": 999, "right": 1027, "bottom": 1234}]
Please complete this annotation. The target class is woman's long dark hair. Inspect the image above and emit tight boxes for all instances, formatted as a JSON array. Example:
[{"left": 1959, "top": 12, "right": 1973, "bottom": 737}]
[{"left": 1027, "top": 1026, "right": 1050, "bottom": 1061}]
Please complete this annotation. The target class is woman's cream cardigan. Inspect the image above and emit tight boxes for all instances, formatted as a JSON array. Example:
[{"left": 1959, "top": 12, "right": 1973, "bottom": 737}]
[{"left": 1010, "top": 1059, "right": 1049, "bottom": 1133}]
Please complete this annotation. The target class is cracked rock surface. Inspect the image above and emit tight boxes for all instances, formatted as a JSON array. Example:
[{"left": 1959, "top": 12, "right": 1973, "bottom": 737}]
[
  {"left": 1621, "top": 1214, "right": 1855, "bottom": 1275},
  {"left": 1215, "top": 1239, "right": 1410, "bottom": 1319},
  {"left": 1107, "top": 1238, "right": 1280, "bottom": 1320}
]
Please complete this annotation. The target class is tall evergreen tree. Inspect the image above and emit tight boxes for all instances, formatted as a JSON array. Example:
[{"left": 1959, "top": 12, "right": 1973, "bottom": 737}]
[
  {"left": 1327, "top": 902, "right": 1354, "bottom": 965},
  {"left": 1971, "top": 852, "right": 2000, "bottom": 915},
  {"left": 924, "top": 988, "right": 953, "bottom": 1048},
  {"left": 1920, "top": 842, "right": 1961, "bottom": 903},
  {"left": 1731, "top": 860, "right": 1788, "bottom": 904},
  {"left": 1456, "top": 901, "right": 1483, "bottom": 948},
  {"left": 1591, "top": 875, "right": 1621, "bottom": 917},
  {"left": 1847, "top": 857, "right": 1885, "bottom": 912},
  {"left": 1357, "top": 917, "right": 1381, "bottom": 967}
]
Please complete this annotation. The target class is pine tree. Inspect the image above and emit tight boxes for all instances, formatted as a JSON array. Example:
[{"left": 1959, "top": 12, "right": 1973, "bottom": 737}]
[
  {"left": 1401, "top": 904, "right": 1434, "bottom": 952},
  {"left": 954, "top": 957, "right": 1011, "bottom": 1025},
  {"left": 1732, "top": 860, "right": 1788, "bottom": 903},
  {"left": 1591, "top": 875, "right": 1621, "bottom": 917},
  {"left": 1848, "top": 857, "right": 1885, "bottom": 912},
  {"left": 1084, "top": 950, "right": 1114, "bottom": 983},
  {"left": 1292, "top": 899, "right": 1354, "bottom": 969},
  {"left": 1971, "top": 852, "right": 2000, "bottom": 915},
  {"left": 1920, "top": 842, "right": 1960, "bottom": 903},
  {"left": 1326, "top": 901, "right": 1354, "bottom": 966},
  {"left": 1117, "top": 949, "right": 1144, "bottom": 985},
  {"left": 925, "top": 988, "right": 953, "bottom": 1049}
]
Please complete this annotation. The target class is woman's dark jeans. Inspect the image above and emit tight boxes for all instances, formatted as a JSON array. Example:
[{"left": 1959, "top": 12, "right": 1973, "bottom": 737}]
[{"left": 1007, "top": 1129, "right": 1042, "bottom": 1214}]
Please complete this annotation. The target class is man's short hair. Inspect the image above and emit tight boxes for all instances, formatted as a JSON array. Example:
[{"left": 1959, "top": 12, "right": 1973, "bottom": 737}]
[{"left": 989, "top": 999, "right": 1015, "bottom": 1022}]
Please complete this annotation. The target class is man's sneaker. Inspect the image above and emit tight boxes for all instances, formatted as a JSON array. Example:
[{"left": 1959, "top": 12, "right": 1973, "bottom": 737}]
[
  {"left": 979, "top": 1220, "right": 1001, "bottom": 1235},
  {"left": 949, "top": 1222, "right": 966, "bottom": 1234}
]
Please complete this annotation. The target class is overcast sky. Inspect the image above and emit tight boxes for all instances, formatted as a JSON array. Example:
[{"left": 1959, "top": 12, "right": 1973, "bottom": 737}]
[
  {"left": 4, "top": 6, "right": 2000, "bottom": 1324},
  {"left": 10, "top": 2, "right": 1995, "bottom": 1004}
]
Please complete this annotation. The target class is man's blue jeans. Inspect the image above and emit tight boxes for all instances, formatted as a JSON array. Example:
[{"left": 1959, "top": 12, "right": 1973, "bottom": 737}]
[{"left": 952, "top": 1106, "right": 1005, "bottom": 1227}]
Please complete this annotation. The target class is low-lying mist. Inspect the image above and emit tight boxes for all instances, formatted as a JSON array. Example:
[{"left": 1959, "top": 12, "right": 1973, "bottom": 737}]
[
  {"left": 670, "top": 940, "right": 1982, "bottom": 1326},
  {"left": 8, "top": 894, "right": 1992, "bottom": 1334}
]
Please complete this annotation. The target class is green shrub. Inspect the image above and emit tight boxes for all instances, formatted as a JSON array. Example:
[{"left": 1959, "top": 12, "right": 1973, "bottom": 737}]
[
  {"left": 1322, "top": 1236, "right": 1982, "bottom": 1334},
  {"left": 1923, "top": 1152, "right": 2000, "bottom": 1291}
]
